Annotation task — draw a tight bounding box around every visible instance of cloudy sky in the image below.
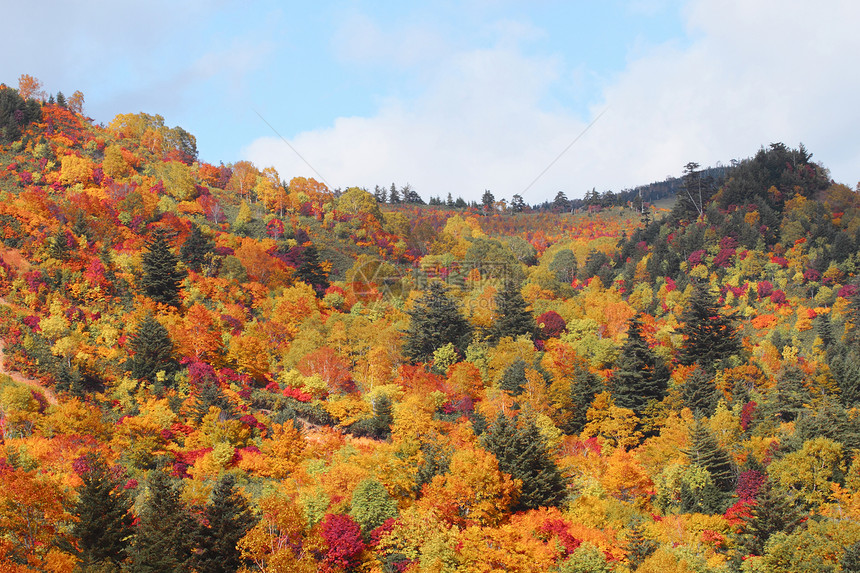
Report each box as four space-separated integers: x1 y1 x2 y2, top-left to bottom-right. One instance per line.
2 0 858 203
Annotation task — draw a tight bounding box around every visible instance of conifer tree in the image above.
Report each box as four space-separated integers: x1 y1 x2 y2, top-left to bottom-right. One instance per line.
131 471 195 572
499 359 528 396
684 419 735 492
491 280 535 342
681 364 718 417
179 223 214 273
742 478 802 556
70 455 135 570
193 475 257 573
613 313 667 415
350 478 398 535
677 281 739 371
295 243 329 297
481 413 567 511
403 281 472 364
127 314 178 387
564 365 603 435
141 228 185 307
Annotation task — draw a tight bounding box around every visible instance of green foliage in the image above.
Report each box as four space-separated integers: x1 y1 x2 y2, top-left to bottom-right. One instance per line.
404 281 472 364
130 470 195 572
70 455 135 570
677 281 739 371
192 474 258 573
680 364 718 417
481 413 567 511
126 314 178 388
613 313 667 415
140 228 186 307
295 243 329 297
180 223 215 273
491 280 536 343
548 249 578 284
499 359 527 397
350 478 398 534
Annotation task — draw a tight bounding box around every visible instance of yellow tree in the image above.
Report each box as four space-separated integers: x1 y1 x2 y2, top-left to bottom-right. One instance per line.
17 74 44 101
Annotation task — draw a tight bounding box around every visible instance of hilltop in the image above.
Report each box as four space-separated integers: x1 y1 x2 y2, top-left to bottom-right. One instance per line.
2 78 860 572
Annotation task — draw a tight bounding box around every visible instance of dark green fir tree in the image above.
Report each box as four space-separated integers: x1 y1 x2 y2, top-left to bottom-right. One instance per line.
141 228 186 307
70 454 135 571
677 281 739 371
295 243 329 297
681 364 719 417
130 471 195 573
127 314 178 388
481 413 567 511
742 478 802 556
613 313 668 415
192 475 257 573
491 280 536 342
499 359 528 397
179 223 215 273
403 281 472 364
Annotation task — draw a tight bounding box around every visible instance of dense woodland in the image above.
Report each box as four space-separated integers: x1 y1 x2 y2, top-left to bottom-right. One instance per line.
2 75 860 572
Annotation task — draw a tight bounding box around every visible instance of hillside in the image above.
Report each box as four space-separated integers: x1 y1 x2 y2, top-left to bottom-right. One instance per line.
2 81 860 572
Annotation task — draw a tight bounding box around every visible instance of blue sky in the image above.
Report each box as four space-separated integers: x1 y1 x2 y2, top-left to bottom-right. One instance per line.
3 1 859 203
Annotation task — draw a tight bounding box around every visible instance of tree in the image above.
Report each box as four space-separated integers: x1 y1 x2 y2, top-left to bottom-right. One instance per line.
180 223 214 273
350 478 398 534
193 475 257 573
491 280 535 342
499 359 528 397
684 419 735 492
70 454 135 570
677 281 739 371
675 162 713 220
481 413 567 511
127 314 178 387
388 182 400 204
56 91 67 107
482 189 495 211
681 364 718 417
131 471 195 572
552 191 570 213
68 90 85 114
141 228 186 306
742 478 802 555
294 243 329 297
403 281 472 364
612 313 667 415
549 249 578 284
17 73 44 101
510 194 526 213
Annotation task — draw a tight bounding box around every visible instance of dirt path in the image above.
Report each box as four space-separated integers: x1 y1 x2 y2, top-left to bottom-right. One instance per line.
0 297 58 406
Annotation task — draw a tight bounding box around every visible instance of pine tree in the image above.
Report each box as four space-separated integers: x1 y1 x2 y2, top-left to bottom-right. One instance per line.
481 189 495 211
70 455 135 570
179 223 214 273
677 281 739 371
295 243 329 297
499 359 528 396
131 471 195 572
510 194 525 213
564 364 603 435
48 226 69 260
742 478 802 555
388 183 400 204
481 413 567 511
681 364 718 416
403 281 472 364
141 228 185 307
625 519 658 570
491 280 536 342
613 313 667 415
193 475 257 573
684 419 735 492
127 314 178 387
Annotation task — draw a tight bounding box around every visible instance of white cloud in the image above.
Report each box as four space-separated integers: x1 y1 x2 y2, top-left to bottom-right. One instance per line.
249 0 860 203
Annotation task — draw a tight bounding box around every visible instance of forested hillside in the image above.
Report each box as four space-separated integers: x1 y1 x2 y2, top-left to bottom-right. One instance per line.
2 77 860 573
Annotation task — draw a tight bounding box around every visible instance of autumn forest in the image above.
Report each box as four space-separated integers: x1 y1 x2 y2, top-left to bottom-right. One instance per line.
2 75 860 573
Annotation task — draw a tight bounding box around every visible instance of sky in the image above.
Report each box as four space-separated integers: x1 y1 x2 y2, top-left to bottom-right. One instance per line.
2 0 859 204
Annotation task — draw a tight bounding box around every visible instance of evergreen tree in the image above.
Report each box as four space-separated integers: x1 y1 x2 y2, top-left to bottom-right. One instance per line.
481 413 567 511
193 475 257 573
446 192 455 208
48 226 70 260
613 313 668 415
179 223 214 273
350 478 398 535
56 90 67 107
625 519 658 570
403 281 472 364
70 455 135 570
742 478 802 555
388 183 400 204
548 249 578 284
295 243 329 297
141 229 185 307
481 189 495 211
127 314 178 387
684 419 735 492
677 281 739 371
563 364 603 435
499 359 528 397
681 364 718 417
131 471 195 572
491 280 535 342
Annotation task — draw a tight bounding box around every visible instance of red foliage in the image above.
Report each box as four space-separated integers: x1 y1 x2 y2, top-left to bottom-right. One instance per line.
740 401 757 431
297 347 355 394
770 289 787 305
538 518 581 557
756 281 773 299
319 513 366 571
536 311 566 339
736 469 765 502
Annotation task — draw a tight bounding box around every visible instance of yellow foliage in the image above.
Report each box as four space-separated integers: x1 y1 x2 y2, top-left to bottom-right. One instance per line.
59 154 93 185
582 392 642 451
324 396 371 427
